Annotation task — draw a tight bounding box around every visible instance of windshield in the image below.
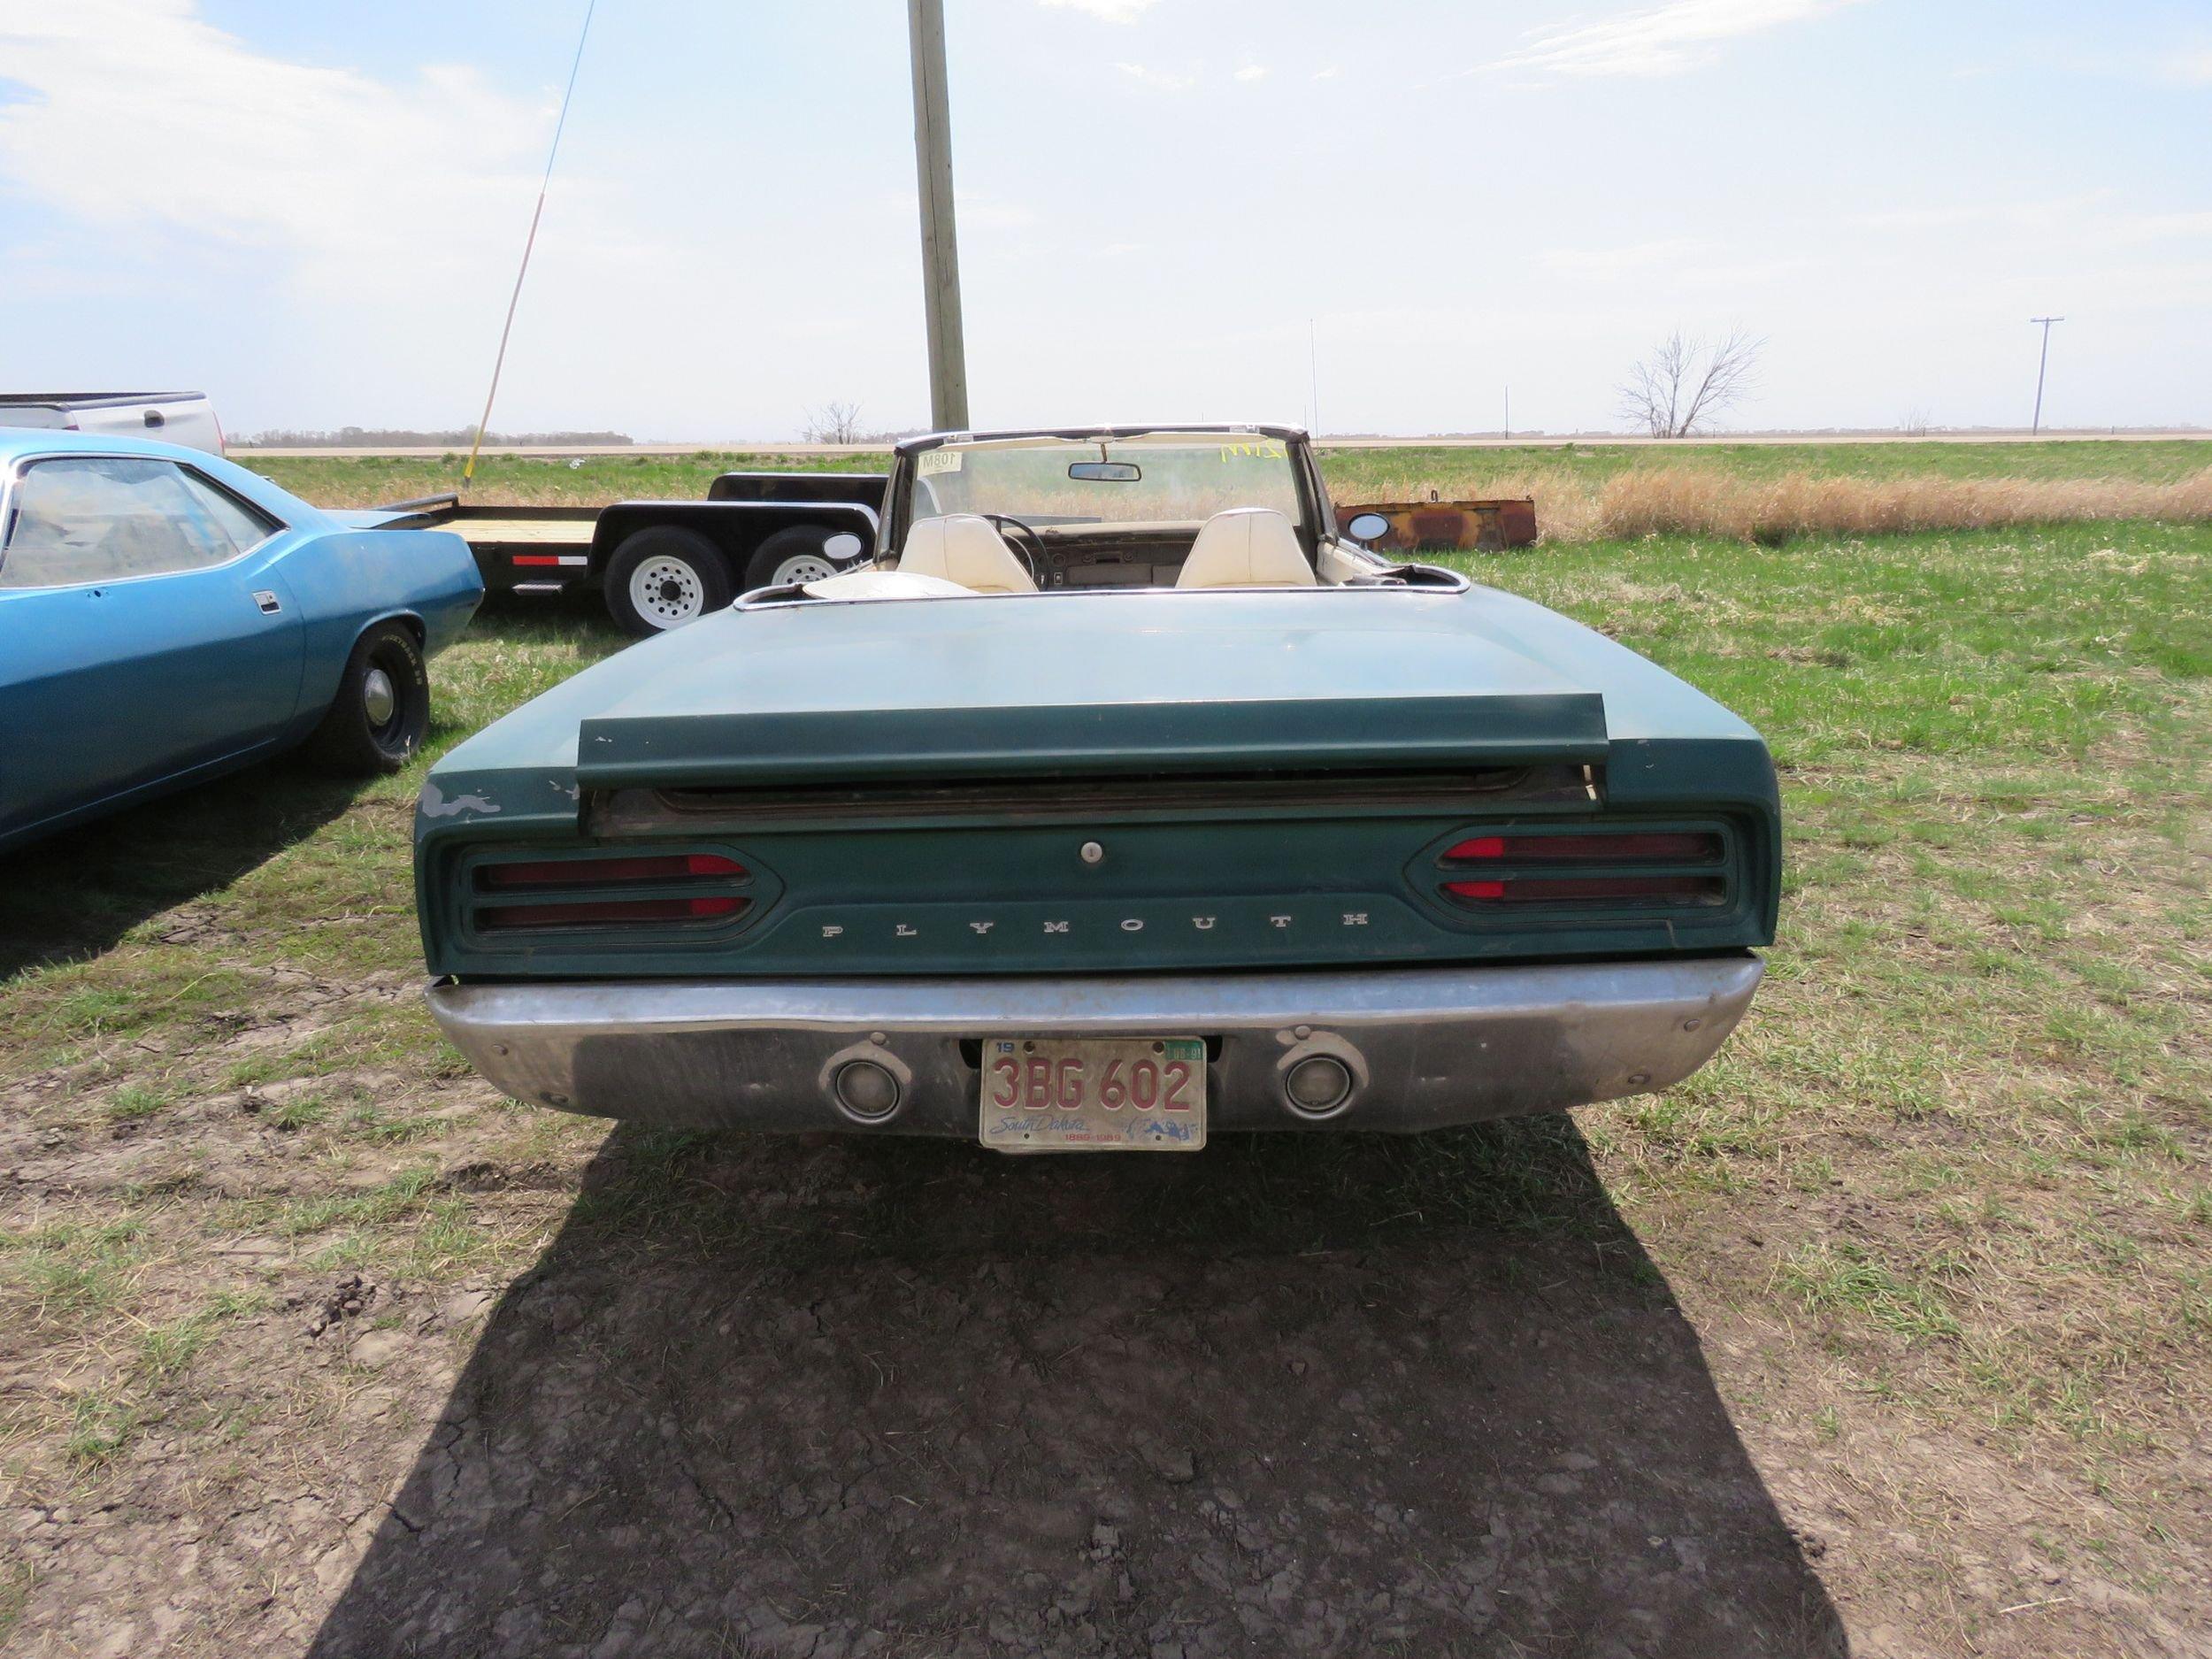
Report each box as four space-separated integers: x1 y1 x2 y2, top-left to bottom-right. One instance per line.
907 434 1305 529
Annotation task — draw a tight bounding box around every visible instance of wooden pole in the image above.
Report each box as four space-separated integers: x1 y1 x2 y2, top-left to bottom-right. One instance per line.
907 0 970 431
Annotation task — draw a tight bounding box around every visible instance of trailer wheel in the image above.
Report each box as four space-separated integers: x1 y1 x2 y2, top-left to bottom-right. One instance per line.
744 526 856 592
604 527 733 636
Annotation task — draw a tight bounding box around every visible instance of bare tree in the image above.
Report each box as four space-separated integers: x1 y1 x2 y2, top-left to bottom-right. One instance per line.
1618 327 1763 438
803 401 867 444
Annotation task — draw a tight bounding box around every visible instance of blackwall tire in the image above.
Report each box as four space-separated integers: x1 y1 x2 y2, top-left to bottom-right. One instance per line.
304 621 430 777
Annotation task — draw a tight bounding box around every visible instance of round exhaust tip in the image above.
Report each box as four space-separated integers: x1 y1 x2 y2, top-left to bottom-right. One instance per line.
1283 1054 1355 1118
832 1058 902 1122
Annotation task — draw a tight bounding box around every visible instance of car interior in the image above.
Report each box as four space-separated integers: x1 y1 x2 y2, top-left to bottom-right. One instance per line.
887 508 1377 595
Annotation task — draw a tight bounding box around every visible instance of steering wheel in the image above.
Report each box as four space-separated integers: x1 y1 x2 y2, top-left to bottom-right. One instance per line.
982 513 1051 588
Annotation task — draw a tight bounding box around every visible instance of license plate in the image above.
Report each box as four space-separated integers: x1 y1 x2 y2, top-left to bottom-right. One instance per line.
979 1037 1207 1153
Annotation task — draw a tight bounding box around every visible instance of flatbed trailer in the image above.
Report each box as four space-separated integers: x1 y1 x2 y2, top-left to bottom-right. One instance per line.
373 471 887 635
373 499 600 595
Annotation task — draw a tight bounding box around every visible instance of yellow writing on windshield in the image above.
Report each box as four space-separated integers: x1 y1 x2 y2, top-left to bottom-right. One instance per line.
1218 442 1288 461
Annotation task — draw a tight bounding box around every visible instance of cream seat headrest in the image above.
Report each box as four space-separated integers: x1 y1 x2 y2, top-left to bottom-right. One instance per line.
896 514 1038 594
1175 508 1315 588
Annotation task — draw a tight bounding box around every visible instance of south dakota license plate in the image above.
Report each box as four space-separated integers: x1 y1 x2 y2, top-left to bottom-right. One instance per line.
978 1037 1207 1153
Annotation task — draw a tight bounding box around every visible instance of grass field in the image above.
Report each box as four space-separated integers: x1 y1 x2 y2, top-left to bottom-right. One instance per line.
0 511 2206 1652
250 437 2212 548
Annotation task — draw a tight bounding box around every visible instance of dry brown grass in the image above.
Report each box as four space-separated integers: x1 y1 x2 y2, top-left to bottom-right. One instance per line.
1331 465 2212 544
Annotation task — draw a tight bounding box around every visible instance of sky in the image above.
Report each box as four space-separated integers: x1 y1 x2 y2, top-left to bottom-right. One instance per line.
0 0 2206 440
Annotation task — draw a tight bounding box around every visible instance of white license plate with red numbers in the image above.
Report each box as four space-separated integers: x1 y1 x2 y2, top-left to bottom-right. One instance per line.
979 1037 1207 1153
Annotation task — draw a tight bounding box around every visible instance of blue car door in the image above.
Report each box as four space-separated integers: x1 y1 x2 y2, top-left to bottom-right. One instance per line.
0 455 306 843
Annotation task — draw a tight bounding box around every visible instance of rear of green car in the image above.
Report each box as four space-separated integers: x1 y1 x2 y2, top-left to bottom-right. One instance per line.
415 583 1778 1146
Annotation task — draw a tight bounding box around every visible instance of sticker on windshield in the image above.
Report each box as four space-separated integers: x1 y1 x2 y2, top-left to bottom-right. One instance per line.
918 449 964 477
1219 442 1288 461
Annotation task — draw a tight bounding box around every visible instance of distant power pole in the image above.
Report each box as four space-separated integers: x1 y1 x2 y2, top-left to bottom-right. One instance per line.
1503 385 1509 441
908 0 969 431
2029 316 2063 435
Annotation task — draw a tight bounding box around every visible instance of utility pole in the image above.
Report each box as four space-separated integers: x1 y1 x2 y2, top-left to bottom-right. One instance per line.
1503 385 1509 442
1308 318 1320 436
2029 316 2063 435
908 0 969 432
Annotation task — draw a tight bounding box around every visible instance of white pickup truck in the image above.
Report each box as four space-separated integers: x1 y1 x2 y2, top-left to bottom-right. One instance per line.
0 392 225 457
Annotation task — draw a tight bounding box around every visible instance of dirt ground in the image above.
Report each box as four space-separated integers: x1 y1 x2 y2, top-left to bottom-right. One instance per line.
3 913 2190 1659
5 1067 1851 1658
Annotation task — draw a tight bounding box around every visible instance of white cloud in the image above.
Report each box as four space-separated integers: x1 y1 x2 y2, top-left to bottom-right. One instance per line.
2163 48 2212 86
1039 0 1160 22
1114 61 1197 92
0 0 572 299
1482 0 1864 81
1311 65 1342 81
1233 64 1269 82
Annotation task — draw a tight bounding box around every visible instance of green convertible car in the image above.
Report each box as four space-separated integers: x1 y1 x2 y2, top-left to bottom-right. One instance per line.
414 425 1779 1153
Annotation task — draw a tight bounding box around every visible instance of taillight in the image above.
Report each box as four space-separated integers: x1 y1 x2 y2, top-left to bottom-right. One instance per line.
1435 828 1727 910
469 850 753 933
1443 833 1720 864
477 895 746 930
480 853 745 888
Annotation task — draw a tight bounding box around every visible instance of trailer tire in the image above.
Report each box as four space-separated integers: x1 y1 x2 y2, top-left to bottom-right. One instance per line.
743 526 856 593
603 527 734 636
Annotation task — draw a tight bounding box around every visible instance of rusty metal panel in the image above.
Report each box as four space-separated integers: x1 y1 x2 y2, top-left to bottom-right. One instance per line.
1338 496 1539 553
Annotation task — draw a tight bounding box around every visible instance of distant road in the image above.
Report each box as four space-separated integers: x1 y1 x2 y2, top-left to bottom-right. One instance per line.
234 430 2211 459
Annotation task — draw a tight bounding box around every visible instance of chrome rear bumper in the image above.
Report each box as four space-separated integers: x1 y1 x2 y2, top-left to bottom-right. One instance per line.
425 956 1762 1136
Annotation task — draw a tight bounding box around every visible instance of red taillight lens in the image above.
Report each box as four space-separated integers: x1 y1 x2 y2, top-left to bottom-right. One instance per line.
1436 827 1728 910
472 849 752 933
478 895 749 930
1443 833 1720 864
480 853 746 889
1443 875 1724 905
1444 836 1507 861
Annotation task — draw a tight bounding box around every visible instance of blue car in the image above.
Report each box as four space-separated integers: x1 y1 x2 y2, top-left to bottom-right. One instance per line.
0 431 481 853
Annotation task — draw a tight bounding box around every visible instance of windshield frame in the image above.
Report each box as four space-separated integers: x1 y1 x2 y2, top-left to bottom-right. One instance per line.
880 424 1333 560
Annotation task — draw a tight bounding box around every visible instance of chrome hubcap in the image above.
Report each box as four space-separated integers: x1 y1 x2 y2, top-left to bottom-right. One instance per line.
631 556 705 627
362 667 397 728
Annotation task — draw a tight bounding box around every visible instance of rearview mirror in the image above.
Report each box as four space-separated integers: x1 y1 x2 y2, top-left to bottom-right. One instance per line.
1068 461 1141 482
822 532 866 561
1346 511 1390 543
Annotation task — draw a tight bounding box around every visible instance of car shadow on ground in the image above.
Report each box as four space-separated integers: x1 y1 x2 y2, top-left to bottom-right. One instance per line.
309 1118 1843 1659
0 759 365 982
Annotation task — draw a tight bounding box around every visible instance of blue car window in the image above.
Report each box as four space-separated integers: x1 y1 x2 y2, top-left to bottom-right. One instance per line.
0 457 251 589
177 466 281 550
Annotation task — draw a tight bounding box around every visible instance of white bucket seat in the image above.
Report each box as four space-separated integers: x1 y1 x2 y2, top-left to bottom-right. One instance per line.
1175 508 1316 588
896 514 1038 594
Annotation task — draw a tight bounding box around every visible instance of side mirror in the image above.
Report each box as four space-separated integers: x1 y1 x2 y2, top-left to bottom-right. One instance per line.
822 531 867 562
1346 511 1390 544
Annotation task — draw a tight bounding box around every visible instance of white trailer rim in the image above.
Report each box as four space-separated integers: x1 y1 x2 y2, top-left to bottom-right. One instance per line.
630 554 707 628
